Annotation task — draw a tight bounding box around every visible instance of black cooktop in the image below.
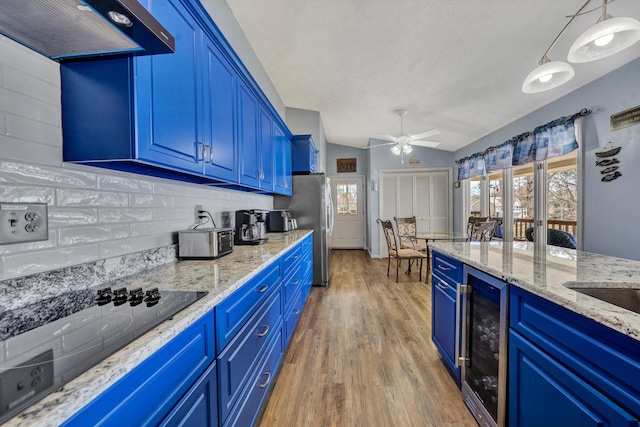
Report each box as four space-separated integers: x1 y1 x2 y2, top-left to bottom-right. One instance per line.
0 286 207 423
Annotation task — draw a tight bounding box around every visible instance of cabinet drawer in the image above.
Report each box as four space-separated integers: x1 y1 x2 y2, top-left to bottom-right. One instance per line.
284 289 303 346
510 286 640 417
283 243 302 276
282 263 302 311
218 288 282 421
215 262 281 352
160 360 218 427
63 311 215 427
224 326 283 427
432 251 462 283
431 271 457 300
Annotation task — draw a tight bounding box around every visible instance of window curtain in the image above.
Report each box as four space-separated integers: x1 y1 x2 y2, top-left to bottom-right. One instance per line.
456 109 589 180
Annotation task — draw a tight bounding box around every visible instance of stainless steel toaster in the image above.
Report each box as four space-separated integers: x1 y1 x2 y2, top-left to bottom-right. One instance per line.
178 227 233 259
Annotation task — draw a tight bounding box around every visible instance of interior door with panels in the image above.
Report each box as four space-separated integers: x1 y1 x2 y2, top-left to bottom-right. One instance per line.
379 169 451 257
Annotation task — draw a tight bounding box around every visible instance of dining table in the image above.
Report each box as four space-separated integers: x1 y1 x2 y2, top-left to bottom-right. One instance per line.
415 231 467 272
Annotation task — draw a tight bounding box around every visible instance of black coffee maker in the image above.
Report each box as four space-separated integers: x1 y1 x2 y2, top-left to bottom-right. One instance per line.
235 210 268 245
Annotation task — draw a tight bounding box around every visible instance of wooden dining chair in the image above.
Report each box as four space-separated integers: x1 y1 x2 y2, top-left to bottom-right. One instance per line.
378 219 427 282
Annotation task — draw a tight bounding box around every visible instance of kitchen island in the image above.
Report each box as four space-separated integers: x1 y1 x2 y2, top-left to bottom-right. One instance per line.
429 241 640 339
3 230 312 427
429 241 640 426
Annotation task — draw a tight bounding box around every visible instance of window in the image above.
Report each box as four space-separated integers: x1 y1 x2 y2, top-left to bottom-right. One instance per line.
513 164 534 240
547 151 577 236
469 177 481 217
336 182 358 215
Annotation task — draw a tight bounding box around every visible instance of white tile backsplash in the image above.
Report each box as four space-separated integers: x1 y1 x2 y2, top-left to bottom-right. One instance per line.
0 35 273 282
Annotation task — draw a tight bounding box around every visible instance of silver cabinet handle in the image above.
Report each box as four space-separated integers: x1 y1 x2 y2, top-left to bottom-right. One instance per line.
455 283 462 367
258 285 268 293
436 282 448 290
197 141 206 161
258 325 269 337
437 265 451 271
206 144 214 163
292 280 299 285
292 308 300 315
259 372 271 388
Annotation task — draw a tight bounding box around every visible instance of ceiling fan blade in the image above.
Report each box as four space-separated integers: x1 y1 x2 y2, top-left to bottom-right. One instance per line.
376 134 400 142
410 140 440 148
409 129 440 140
362 141 398 149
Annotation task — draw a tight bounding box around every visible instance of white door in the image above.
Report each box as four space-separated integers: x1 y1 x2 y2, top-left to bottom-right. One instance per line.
331 175 365 249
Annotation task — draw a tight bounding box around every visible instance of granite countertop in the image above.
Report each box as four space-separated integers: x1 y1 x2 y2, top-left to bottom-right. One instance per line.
5 230 312 427
429 241 640 341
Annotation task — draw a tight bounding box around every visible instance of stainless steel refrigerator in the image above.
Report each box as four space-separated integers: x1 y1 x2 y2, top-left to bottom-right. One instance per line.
274 173 334 286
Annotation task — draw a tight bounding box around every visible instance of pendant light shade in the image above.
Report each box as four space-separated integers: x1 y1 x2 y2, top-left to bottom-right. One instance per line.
522 58 575 93
568 15 640 63
391 144 402 155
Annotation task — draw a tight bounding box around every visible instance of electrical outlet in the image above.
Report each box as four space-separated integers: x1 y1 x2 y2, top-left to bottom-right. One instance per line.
195 205 203 224
0 203 48 245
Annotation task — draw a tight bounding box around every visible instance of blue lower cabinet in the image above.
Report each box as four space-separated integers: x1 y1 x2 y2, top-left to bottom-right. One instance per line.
217 289 282 422
224 325 284 427
62 312 215 427
283 289 303 347
509 331 636 427
431 271 460 382
160 361 218 427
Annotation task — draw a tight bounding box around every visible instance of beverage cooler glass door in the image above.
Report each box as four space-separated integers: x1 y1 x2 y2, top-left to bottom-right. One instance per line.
460 265 508 427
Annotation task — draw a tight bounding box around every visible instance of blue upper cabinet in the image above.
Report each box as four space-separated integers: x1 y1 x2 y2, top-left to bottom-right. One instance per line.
238 81 261 188
135 0 204 174
291 134 318 174
61 0 291 193
274 122 292 195
203 37 237 182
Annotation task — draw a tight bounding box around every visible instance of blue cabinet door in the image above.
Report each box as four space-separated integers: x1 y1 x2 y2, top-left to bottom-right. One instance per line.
160 361 218 427
237 82 260 188
259 108 274 191
135 0 204 174
509 331 637 427
273 122 292 195
203 37 237 182
431 272 461 381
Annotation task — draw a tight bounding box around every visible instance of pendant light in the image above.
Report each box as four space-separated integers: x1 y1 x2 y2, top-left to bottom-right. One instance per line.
568 0 640 63
522 55 575 93
523 0 640 94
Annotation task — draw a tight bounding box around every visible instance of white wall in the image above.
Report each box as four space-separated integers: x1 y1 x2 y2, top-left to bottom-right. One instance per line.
452 57 640 260
0 32 272 281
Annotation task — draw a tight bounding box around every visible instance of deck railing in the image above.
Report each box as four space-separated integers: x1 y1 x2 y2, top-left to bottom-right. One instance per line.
513 218 577 240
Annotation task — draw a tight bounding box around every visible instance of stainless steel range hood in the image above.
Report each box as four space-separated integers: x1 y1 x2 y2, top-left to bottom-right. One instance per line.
0 0 175 60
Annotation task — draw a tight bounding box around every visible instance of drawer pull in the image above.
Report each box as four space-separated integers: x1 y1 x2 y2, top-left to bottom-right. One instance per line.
258 285 268 293
293 308 300 315
258 325 270 337
259 372 271 388
292 280 300 285
437 265 451 271
436 282 448 290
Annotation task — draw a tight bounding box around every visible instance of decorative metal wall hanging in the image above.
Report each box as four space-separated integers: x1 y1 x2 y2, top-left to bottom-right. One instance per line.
595 142 622 182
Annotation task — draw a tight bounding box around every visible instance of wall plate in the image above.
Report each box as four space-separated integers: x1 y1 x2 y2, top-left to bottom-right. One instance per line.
0 203 49 245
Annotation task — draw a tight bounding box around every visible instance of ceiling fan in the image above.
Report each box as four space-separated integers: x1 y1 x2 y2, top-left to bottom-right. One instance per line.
365 110 440 161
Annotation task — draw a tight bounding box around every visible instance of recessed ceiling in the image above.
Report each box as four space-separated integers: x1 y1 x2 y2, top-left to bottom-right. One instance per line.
224 0 640 152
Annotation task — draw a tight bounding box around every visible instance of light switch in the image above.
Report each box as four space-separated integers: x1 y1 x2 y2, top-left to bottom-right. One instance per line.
0 203 48 245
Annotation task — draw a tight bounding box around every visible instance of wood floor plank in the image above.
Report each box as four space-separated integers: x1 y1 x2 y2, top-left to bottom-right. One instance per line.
257 250 476 427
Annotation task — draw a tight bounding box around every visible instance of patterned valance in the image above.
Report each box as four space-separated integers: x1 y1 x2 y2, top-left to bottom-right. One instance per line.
456 109 590 180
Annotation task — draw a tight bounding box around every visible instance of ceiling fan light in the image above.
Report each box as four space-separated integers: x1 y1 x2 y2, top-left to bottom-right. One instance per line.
391 145 402 155
522 60 575 93
568 16 640 63
402 144 413 154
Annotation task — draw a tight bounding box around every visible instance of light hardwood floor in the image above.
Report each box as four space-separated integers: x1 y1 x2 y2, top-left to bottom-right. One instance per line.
257 250 477 427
